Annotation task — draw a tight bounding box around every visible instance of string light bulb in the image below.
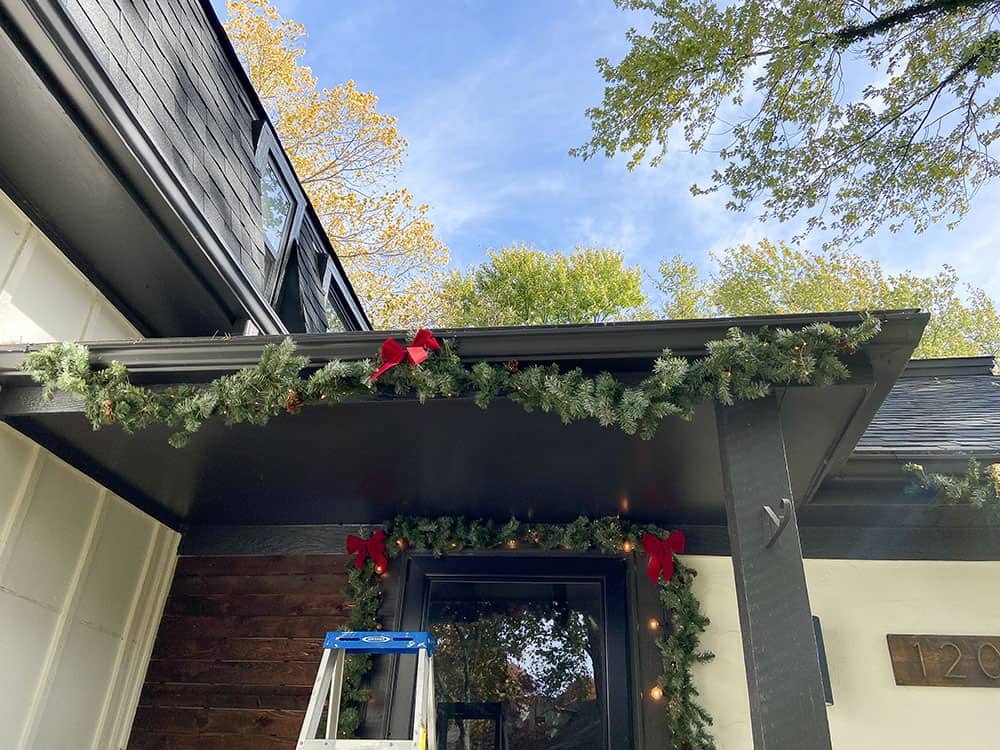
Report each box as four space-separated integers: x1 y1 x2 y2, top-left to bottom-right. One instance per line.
649 685 664 701
375 564 385 575
648 618 660 631
396 538 407 550
623 539 634 553
506 539 518 550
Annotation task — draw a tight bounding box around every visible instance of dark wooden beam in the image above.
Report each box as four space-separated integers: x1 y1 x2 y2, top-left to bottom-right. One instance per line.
717 396 832 750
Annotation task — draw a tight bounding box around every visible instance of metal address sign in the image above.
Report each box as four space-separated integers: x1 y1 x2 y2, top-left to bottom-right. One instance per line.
887 634 1000 687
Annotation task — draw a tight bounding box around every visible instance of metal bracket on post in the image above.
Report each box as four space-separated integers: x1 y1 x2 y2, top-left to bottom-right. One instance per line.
762 497 793 548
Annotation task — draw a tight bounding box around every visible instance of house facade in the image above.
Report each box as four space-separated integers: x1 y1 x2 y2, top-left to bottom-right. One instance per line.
0 2 998 750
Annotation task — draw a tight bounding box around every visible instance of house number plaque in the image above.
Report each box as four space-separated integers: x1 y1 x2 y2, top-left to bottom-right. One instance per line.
887 634 1000 687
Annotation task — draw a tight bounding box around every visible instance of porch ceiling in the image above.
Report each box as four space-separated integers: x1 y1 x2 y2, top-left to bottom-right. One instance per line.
0 311 928 530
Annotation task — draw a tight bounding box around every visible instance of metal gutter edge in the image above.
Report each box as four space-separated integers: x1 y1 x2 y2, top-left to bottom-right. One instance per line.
0 310 928 383
8 0 287 335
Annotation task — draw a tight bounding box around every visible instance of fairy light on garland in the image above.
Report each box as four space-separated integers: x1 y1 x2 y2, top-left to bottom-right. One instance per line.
339 515 716 750
19 318 880 449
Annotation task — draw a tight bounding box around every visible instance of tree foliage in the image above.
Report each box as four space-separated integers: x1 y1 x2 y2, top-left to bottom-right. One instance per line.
574 0 1000 247
659 240 1000 357
442 244 648 326
225 0 447 328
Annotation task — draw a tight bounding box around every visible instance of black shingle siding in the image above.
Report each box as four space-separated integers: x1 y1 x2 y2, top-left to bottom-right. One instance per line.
62 0 270 291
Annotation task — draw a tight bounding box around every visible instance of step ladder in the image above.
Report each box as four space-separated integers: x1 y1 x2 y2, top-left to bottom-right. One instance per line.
298 631 437 750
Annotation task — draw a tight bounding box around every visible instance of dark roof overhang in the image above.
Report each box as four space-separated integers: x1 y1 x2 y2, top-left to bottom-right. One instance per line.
0 311 928 531
0 0 368 336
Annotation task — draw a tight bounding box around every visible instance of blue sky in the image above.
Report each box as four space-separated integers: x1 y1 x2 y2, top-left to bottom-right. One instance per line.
219 0 1000 302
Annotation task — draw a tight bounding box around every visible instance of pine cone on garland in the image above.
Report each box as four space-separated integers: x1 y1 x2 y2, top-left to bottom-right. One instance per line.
285 387 303 414
836 338 857 355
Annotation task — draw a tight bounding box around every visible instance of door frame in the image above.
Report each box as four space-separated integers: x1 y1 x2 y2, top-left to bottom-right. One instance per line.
386 553 634 749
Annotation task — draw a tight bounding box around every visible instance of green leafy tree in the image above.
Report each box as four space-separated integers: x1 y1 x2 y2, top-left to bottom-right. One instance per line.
659 240 1000 357
442 244 648 327
574 0 1000 247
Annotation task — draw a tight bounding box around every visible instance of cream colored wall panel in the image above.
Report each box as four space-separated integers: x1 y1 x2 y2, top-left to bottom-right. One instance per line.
807 559 1000 750
82 296 140 341
686 554 753 750
0 189 30 282
33 623 120 750
1 459 99 609
0 595 58 749
0 229 91 343
0 422 36 527
690 555 1000 750
75 500 154 635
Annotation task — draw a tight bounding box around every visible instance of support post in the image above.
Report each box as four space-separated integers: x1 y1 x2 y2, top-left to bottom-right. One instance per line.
716 395 832 750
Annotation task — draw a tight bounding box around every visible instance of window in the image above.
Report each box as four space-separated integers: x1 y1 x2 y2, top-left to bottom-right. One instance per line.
390 557 633 750
254 124 304 302
260 158 293 256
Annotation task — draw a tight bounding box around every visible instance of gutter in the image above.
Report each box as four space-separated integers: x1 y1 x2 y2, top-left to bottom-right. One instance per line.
0 309 928 384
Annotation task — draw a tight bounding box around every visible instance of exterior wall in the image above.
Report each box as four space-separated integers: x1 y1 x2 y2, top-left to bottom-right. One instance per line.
61 0 270 290
2 185 179 749
0 421 180 750
129 554 352 749
0 189 139 344
689 554 1000 750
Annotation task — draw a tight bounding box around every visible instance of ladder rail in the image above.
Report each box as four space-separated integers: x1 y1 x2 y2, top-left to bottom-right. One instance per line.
300 647 334 743
326 648 346 739
299 631 437 750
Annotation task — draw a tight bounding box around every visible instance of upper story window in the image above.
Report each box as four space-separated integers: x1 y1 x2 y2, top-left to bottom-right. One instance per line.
254 125 304 301
261 158 293 256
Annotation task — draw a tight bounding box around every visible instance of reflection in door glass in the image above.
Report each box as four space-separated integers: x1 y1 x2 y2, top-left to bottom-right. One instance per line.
427 579 607 750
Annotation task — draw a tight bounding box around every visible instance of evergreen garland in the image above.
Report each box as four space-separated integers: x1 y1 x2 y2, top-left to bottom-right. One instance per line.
19 317 880 447
340 515 715 750
904 459 1000 523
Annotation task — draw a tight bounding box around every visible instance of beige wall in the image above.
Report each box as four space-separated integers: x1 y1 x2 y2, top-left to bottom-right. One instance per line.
0 422 179 750
1 186 178 749
0 188 138 344
688 554 1000 750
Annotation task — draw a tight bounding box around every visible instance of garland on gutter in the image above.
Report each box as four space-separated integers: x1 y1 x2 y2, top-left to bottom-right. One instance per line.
19 317 880 447
340 515 715 750
904 459 1000 523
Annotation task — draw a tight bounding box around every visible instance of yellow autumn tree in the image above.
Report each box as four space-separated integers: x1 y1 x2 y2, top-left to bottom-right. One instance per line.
225 0 447 329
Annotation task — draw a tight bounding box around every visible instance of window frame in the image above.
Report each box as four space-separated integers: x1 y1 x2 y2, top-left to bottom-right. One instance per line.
253 124 306 303
386 554 634 750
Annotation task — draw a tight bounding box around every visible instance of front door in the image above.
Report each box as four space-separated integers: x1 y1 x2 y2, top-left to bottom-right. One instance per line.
390 556 633 750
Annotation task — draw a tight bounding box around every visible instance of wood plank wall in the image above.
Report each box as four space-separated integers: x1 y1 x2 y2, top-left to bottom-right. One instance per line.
128 554 352 750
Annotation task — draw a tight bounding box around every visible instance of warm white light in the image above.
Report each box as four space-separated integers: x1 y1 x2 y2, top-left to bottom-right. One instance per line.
649 686 664 701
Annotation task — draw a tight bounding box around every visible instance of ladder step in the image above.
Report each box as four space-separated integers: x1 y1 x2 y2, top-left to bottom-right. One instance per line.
298 740 424 749
323 631 437 654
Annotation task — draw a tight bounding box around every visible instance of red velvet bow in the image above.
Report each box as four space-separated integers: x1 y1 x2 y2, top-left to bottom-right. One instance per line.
370 328 441 382
346 530 388 571
642 531 686 584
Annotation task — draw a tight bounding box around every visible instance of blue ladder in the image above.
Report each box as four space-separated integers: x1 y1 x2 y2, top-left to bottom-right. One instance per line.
297 631 438 750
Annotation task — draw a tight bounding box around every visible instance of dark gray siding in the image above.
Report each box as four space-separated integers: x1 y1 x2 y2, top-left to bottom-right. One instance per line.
62 0 269 290
296 221 332 333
